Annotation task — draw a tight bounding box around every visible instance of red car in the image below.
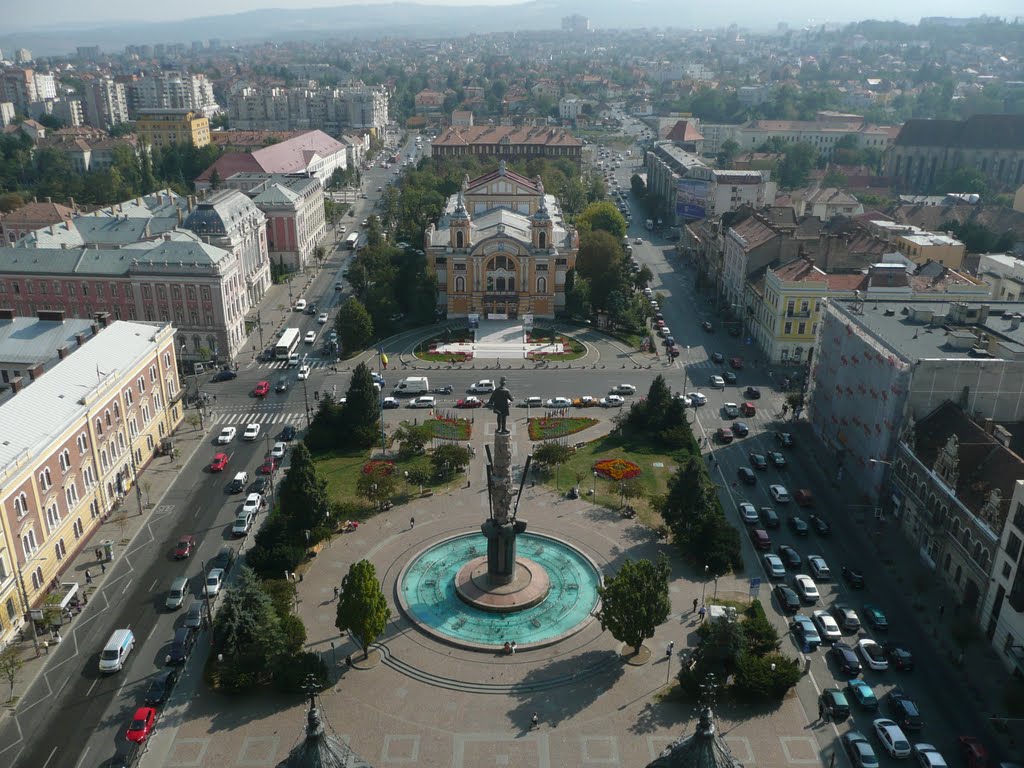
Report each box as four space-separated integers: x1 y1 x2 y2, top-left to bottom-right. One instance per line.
254 380 270 397
717 427 734 443
210 452 229 472
126 706 157 743
729 357 744 370
173 535 195 559
257 458 279 475
456 397 483 408
960 736 988 768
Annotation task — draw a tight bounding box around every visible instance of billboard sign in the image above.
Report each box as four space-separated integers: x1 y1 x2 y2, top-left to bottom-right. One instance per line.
676 177 710 220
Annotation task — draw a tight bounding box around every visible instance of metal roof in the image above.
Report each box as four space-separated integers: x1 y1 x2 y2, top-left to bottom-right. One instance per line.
0 321 172 477
0 316 97 366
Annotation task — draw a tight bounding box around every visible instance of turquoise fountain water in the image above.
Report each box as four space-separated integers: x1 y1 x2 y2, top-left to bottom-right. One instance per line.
398 532 602 649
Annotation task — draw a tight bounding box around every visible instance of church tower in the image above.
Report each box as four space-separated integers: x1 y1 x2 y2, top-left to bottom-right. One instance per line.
449 190 471 250
530 180 553 251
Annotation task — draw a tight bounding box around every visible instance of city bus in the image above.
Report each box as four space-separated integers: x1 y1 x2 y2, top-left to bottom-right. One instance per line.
275 328 301 360
344 232 359 250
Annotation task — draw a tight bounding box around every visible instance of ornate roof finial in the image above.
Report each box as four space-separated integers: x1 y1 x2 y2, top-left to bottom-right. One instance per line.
499 159 507 175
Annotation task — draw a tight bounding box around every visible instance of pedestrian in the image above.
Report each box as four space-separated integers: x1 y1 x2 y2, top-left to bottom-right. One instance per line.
346 654 353 667
511 640 517 655
100 561 106 574
333 586 339 600
692 597 699 613
666 640 674 657
939 604 945 618
85 569 92 585
531 712 539 730
698 604 706 622
410 516 415 529
95 547 103 561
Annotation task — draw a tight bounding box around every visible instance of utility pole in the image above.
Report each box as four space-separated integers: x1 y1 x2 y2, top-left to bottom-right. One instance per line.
301 375 312 428
16 562 39 653
200 559 214 641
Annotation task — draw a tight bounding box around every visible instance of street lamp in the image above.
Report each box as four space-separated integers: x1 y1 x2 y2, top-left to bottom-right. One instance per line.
682 345 690 392
15 558 45 653
699 564 710 607
593 471 598 503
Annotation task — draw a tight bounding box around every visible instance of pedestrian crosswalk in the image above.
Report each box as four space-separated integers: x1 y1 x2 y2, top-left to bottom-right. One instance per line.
210 410 306 427
253 358 336 372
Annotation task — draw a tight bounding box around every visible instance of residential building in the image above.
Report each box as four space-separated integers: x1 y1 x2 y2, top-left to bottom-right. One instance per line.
337 134 369 168
976 253 1024 301
135 108 210 149
195 130 347 190
126 71 218 117
790 186 864 221
889 114 1024 191
38 128 142 174
0 310 98 393
559 97 584 122
451 110 474 128
0 319 182 645
32 73 56 101
425 162 579 319
0 102 14 127
865 219 967 269
1 69 38 114
809 299 1024 506
430 126 582 164
82 78 129 132
14 49 32 64
414 90 446 117
227 83 388 134
730 112 896 159
988 480 1024 676
886 402 1018 633
0 197 78 246
222 173 326 272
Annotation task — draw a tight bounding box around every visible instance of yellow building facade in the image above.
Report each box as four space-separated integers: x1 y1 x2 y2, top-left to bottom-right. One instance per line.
136 108 210 149
425 163 579 319
0 321 182 643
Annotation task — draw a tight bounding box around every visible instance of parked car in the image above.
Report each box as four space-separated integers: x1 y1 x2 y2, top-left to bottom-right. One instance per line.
280 425 296 441
125 707 157 744
409 396 436 409
242 493 263 515
846 679 879 710
807 555 831 580
774 584 801 614
203 568 225 598
732 422 750 437
257 458 279 475
912 744 948 768
744 386 761 399
382 396 400 409
819 687 850 721
842 730 880 768
831 604 862 632
788 515 809 536
711 351 725 364
863 603 889 630
759 507 780 528
144 669 179 706
777 544 802 569
843 566 866 589
211 546 235 574
763 553 786 579
883 642 915 671
873 718 911 759
687 392 707 406
716 427 734 444
724 371 738 384
888 688 924 731
166 626 195 665
812 610 842 643
183 602 205 630
830 641 863 676
858 638 888 671
710 375 725 388
791 614 822 650
793 574 820 604
545 397 573 408
769 485 791 503
738 502 759 525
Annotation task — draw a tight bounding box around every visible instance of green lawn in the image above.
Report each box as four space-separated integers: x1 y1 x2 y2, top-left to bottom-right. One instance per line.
542 429 691 528
314 449 444 514
527 416 598 441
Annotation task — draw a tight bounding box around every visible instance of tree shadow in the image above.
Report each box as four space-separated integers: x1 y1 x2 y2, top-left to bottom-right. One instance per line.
507 649 624 728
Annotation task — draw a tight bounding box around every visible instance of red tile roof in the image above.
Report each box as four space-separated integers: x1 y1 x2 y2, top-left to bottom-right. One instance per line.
433 125 582 148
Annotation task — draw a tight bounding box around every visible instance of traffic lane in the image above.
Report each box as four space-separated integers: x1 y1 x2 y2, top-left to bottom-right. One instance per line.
776 441 994 762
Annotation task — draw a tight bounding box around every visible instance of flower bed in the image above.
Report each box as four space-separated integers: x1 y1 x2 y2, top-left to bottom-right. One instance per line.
361 459 395 476
425 415 472 440
593 458 642 481
528 416 598 441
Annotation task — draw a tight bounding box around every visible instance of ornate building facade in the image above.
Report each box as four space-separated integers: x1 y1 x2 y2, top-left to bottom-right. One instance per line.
425 163 579 319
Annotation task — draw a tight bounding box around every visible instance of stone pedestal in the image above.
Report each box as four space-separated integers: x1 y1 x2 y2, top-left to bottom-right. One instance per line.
480 429 527 586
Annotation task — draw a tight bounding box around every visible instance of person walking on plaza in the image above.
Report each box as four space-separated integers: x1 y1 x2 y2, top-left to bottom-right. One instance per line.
531 712 539 730
692 597 699 613
698 604 706 622
410 516 415 529
85 569 92 585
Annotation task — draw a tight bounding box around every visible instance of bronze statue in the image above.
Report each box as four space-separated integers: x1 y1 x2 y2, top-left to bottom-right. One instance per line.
487 377 514 433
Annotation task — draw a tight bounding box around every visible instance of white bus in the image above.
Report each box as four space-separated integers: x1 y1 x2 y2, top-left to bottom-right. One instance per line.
275 328 301 360
344 232 359 250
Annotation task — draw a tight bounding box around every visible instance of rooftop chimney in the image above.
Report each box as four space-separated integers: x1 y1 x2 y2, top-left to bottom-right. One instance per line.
36 309 65 322
0 309 14 320
57 345 69 359
10 377 23 395
27 363 44 381
75 332 87 347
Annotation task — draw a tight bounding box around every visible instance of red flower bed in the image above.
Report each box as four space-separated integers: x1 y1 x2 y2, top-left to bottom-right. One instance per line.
593 458 642 481
362 460 396 476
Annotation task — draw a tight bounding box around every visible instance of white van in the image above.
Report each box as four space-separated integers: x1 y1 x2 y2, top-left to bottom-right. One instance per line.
394 376 430 395
99 629 135 673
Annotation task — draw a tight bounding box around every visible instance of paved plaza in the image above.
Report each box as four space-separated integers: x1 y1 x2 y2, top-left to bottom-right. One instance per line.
435 320 565 360
156 419 824 768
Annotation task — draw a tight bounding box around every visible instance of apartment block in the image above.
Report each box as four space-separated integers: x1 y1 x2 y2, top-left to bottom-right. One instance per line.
135 108 210 149
82 78 129 131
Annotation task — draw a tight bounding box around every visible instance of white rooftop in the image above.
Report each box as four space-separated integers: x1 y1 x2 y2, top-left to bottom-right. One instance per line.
0 321 171 477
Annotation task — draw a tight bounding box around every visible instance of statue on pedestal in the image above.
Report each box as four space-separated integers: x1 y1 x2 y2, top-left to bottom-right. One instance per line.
486 377 514 433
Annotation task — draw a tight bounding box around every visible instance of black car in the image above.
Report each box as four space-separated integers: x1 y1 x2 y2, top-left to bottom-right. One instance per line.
732 422 750 437
166 626 195 665
250 476 270 495
702 321 714 332
724 371 738 384
737 467 756 485
275 378 289 393
888 688 924 731
749 453 768 470
842 566 865 589
774 585 801 614
433 385 454 394
809 514 831 536
744 387 761 399
777 544 802 569
819 688 851 722
883 642 914 671
712 351 725 363
760 507 780 528
144 668 179 706
788 516 809 536
211 545 236 574
211 370 237 383
280 425 297 441
776 432 794 448
829 641 862 676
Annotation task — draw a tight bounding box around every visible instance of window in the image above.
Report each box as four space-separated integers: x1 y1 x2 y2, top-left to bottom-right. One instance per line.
149 365 157 383
5 598 14 622
0 555 5 580
22 529 37 558
798 322 806 335
39 468 52 490
95 418 103 436
101 449 109 471
154 392 163 411
76 433 89 454
105 409 112 427
73 518 84 539
1008 532 1022 562
55 539 66 561
13 492 28 518
46 503 60 533
137 376 146 394
89 499 100 520
65 483 79 508
83 465 96 488
58 449 71 472
537 276 547 293
129 419 139 438
113 402 120 420
784 322 792 335
124 389 133 408
163 352 171 367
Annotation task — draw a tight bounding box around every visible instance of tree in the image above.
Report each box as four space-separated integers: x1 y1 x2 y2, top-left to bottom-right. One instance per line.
432 442 471 480
339 363 381 449
278 442 331 541
214 566 287 690
717 138 740 168
389 421 433 459
335 297 374 355
575 201 627 240
595 554 671 655
0 645 24 703
335 560 389 659
630 174 647 199
356 464 398 511
532 441 574 488
618 477 645 507
0 192 25 213
209 167 222 190
778 142 818 189
576 229 627 310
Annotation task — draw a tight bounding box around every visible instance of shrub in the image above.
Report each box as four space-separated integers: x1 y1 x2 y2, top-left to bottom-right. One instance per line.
272 651 328 693
279 613 307 654
731 652 800 702
742 600 781 656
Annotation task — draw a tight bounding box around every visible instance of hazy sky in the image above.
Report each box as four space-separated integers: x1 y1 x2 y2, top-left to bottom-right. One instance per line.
6 0 1022 32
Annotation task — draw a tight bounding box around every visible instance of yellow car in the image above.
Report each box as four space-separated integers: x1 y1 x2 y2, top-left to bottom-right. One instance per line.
573 396 598 408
